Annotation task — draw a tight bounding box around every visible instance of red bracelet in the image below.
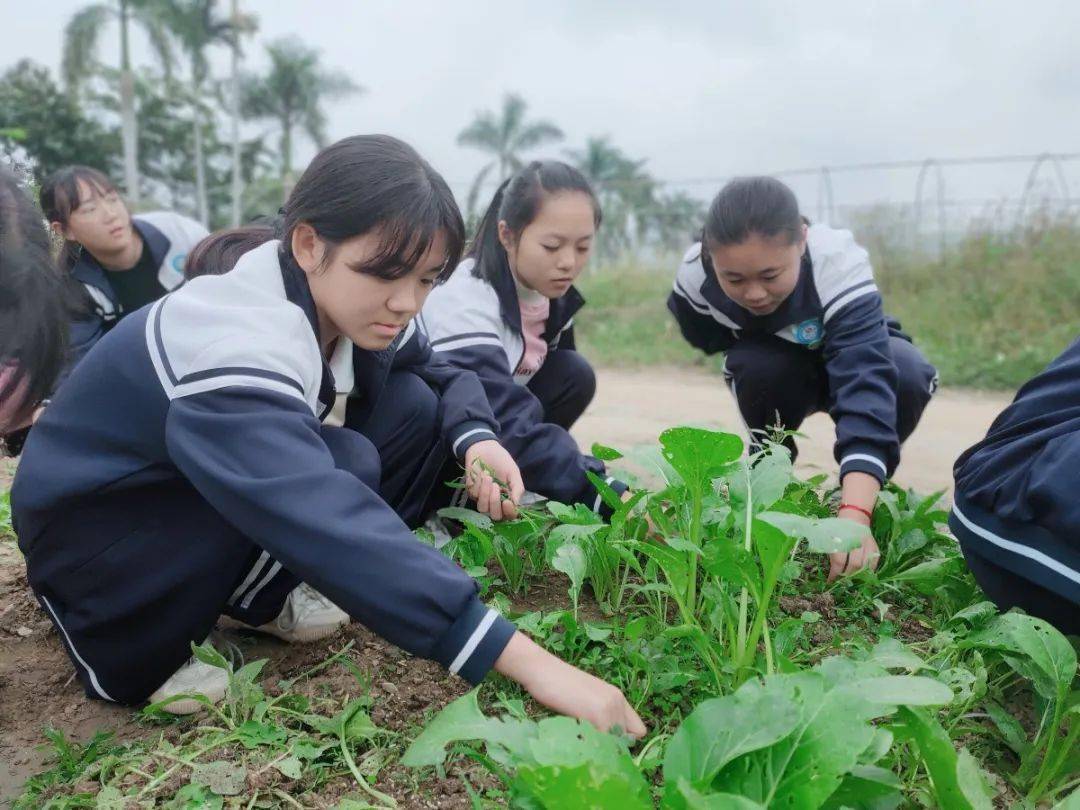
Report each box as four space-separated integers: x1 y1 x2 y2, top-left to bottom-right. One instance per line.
838 503 874 521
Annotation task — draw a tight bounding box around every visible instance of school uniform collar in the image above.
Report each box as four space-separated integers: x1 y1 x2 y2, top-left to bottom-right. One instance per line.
700 250 815 334
278 247 337 419
487 259 586 341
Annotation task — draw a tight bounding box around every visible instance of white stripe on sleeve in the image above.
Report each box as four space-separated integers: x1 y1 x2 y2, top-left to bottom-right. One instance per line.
448 608 499 675
839 453 888 477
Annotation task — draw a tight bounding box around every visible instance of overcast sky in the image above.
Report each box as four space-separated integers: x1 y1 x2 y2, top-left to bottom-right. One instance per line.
3 0 1079 213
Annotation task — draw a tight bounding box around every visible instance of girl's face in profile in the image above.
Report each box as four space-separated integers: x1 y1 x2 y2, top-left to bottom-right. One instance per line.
707 225 806 316
294 224 448 352
499 191 596 299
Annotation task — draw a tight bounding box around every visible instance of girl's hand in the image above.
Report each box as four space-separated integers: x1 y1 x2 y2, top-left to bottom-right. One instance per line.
494 631 647 738
828 510 880 581
464 440 524 521
828 470 881 581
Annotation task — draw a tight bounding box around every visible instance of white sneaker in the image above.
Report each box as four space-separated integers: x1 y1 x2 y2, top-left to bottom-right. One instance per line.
149 645 228 715
220 583 349 643
423 515 455 549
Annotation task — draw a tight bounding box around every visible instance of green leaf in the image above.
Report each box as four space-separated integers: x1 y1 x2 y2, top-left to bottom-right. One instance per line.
549 523 606 544
553 541 588 610
729 449 794 514
702 540 760 595
840 676 953 707
235 720 288 749
591 442 623 461
94 786 127 809
955 749 995 810
341 703 380 742
1053 787 1080 809
751 518 797 587
757 512 865 554
709 666 928 809
666 779 767 809
512 717 652 809
168 783 224 809
402 689 532 767
273 755 303 780
984 700 1031 756
660 427 743 494
964 613 1077 704
437 506 493 531
821 765 903 809
190 761 246 796
666 534 705 555
891 706 977 810
868 638 926 672
191 641 229 671
663 678 802 787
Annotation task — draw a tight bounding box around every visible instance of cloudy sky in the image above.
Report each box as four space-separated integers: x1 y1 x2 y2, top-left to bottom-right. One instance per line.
4 0 1079 212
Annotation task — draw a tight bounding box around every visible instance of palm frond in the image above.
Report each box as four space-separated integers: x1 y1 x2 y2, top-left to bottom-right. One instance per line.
457 114 500 151
511 120 563 152
61 4 113 93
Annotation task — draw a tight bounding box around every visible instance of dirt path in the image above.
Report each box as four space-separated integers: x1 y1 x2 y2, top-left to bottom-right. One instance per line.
0 374 1013 803
573 368 1013 497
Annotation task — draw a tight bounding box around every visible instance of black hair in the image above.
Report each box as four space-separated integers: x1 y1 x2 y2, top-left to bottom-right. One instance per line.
39 165 120 274
0 168 70 431
190 135 465 281
469 160 601 285
702 176 803 250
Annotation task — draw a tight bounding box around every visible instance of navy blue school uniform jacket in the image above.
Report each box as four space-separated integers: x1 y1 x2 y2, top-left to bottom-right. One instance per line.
64 211 208 383
13 240 515 684
668 224 922 484
951 338 1080 603
419 258 627 513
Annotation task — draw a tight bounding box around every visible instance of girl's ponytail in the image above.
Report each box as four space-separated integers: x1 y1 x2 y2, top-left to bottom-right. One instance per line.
467 177 512 284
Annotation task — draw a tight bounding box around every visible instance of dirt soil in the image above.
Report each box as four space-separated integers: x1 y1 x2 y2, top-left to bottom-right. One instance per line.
0 369 1013 804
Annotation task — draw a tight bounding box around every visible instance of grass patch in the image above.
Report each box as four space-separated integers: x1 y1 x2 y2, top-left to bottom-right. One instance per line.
575 220 1080 390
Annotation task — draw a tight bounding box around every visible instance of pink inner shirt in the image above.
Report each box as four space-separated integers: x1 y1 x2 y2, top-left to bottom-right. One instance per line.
515 286 550 377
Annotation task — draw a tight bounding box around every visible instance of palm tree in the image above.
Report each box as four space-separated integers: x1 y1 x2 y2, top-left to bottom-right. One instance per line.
61 0 173 205
457 93 563 216
240 37 361 200
227 0 257 226
152 0 241 225
568 136 656 261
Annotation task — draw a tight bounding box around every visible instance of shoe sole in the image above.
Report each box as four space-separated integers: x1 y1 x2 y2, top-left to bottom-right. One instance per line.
155 696 216 715
217 615 348 644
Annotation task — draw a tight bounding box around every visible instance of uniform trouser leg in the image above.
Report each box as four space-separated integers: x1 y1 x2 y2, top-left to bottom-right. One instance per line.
23 425 382 705
525 349 597 431
353 370 444 528
957 539 1080 636
888 335 938 444
722 334 937 460
722 335 829 459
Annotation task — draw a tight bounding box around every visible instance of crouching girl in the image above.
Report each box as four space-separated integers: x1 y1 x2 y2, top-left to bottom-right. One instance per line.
669 177 938 579
12 135 645 737
421 161 628 515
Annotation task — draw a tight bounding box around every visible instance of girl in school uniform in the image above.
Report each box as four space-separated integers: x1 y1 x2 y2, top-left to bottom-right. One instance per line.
40 165 209 383
12 135 645 737
420 161 628 515
668 176 938 580
0 168 70 454
950 338 1079 635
